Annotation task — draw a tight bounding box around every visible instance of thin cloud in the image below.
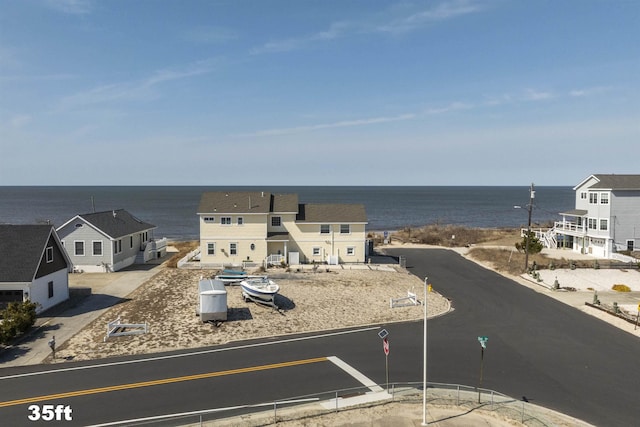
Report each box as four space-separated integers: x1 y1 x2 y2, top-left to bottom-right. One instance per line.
184 27 239 44
57 59 220 110
251 1 484 54
252 22 350 54
233 113 417 137
377 0 483 33
9 115 31 128
522 89 554 101
44 0 92 15
569 86 610 97
425 102 472 114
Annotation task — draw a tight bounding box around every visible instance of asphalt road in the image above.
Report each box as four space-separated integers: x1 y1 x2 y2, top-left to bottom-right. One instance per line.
385 248 640 427
1 248 638 426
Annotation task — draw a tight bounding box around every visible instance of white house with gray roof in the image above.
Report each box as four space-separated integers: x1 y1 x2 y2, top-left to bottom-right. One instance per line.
56 209 166 272
197 191 368 267
0 225 71 313
542 174 640 259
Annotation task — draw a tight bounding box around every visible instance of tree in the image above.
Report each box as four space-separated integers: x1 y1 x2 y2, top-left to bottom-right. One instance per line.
0 301 38 344
515 231 543 255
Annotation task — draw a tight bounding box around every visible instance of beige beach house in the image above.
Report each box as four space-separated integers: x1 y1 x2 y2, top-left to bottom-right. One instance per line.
197 191 368 268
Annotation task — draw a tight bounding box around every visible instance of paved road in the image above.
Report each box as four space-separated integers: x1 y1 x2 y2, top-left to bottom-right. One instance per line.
1 249 638 426
385 248 640 427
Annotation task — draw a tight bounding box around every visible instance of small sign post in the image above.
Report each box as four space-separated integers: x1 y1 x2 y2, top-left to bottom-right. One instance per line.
477 336 488 403
379 329 390 390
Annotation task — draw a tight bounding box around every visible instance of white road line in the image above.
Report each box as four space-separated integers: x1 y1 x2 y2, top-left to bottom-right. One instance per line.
327 356 384 393
0 326 380 380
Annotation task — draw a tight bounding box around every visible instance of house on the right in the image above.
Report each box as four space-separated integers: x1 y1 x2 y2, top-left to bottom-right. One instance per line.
551 174 640 259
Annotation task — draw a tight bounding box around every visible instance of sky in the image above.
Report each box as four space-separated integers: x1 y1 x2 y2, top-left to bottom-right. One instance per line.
0 0 638 186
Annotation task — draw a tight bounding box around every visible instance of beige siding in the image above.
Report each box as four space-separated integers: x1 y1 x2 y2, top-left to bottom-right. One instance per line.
198 197 367 266
199 214 268 265
289 223 366 263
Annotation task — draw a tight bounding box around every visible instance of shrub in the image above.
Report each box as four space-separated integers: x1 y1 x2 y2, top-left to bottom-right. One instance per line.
0 301 38 344
515 231 543 255
611 284 631 292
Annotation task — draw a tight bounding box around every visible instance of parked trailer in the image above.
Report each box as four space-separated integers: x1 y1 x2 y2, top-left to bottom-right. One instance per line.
198 278 227 322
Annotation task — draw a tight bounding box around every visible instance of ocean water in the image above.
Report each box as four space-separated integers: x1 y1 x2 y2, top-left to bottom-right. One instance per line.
0 186 574 240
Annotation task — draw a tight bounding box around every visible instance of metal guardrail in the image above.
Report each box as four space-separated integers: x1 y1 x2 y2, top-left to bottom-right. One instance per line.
91 381 562 426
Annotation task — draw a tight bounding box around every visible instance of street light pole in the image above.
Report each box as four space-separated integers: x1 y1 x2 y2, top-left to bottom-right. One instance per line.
422 276 429 426
524 183 535 272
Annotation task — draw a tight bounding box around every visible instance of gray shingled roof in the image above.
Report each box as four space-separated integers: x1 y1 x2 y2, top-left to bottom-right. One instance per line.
296 204 368 223
0 225 53 282
590 174 640 190
197 192 299 214
78 209 155 239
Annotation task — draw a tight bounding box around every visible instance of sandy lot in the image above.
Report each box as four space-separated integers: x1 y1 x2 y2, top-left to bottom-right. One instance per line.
53 266 448 362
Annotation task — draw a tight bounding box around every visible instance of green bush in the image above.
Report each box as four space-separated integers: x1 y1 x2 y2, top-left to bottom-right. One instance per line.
0 301 38 344
515 231 543 255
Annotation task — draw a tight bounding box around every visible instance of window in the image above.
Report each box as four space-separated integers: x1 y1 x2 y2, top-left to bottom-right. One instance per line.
74 241 84 256
580 192 587 200
74 223 83 228
340 224 350 234
130 236 133 248
600 193 609 204
46 246 53 263
588 218 597 230
207 243 215 255
599 219 608 231
237 217 243 225
271 216 281 227
114 240 122 254
229 243 237 255
203 216 215 223
312 247 321 256
320 224 330 234
589 192 598 204
48 281 54 298
221 217 232 225
346 246 355 255
93 241 103 256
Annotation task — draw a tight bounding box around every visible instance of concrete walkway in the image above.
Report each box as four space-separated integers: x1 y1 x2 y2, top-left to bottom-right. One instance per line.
0 263 165 367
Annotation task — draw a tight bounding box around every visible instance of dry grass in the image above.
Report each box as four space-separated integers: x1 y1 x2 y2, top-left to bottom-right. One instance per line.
371 225 520 247
612 284 631 292
466 247 601 276
165 240 199 268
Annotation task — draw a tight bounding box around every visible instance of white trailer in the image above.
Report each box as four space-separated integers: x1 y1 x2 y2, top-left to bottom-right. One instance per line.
198 278 228 322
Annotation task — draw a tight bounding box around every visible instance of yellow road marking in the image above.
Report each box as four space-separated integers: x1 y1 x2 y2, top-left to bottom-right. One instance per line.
0 357 327 408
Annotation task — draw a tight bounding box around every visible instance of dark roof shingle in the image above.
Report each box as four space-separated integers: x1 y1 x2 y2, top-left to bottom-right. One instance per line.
591 174 640 190
78 209 155 239
0 225 52 282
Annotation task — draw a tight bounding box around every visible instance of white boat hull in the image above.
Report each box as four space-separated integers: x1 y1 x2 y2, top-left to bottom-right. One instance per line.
240 278 279 300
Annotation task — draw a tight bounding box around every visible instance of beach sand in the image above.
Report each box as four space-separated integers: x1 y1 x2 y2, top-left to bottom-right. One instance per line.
53 266 448 362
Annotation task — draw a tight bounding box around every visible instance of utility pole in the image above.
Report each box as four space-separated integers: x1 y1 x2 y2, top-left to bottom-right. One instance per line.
524 183 535 272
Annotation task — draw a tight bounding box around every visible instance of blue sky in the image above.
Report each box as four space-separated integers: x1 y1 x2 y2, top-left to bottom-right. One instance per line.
1 0 638 186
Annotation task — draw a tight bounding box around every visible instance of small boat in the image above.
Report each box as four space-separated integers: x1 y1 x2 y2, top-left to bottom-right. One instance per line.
214 270 267 284
240 277 280 307
214 272 247 283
